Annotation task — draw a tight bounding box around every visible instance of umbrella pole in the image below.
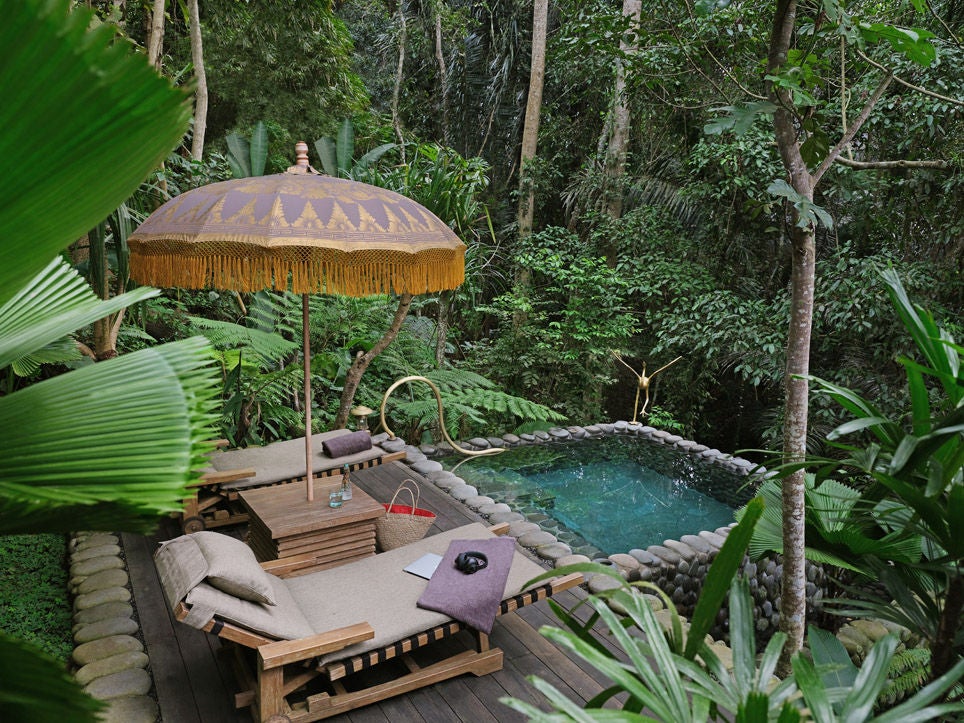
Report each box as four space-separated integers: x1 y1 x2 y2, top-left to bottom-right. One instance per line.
303 293 314 502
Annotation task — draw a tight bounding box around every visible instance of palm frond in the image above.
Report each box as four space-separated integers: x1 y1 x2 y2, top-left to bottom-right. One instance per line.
0 0 191 307
0 337 220 534
0 258 158 371
11 337 81 378
188 316 298 363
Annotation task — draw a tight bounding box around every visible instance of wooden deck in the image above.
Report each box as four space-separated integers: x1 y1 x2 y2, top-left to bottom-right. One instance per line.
124 461 620 722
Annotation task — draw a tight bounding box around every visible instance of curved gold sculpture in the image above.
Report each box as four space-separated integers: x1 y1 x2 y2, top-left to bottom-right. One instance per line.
380 376 505 457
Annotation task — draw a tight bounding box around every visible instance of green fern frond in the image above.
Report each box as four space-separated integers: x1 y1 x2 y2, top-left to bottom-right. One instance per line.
188 316 297 362
879 647 930 707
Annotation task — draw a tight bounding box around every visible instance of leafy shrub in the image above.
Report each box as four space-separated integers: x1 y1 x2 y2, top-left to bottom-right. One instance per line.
0 535 72 663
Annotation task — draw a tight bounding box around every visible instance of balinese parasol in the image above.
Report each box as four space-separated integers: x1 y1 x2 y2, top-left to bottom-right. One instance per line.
128 144 465 501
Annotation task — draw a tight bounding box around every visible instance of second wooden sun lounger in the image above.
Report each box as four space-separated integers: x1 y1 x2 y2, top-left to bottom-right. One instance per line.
180 429 405 532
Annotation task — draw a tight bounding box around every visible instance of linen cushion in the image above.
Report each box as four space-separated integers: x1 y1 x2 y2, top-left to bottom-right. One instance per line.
184 577 313 641
192 531 276 606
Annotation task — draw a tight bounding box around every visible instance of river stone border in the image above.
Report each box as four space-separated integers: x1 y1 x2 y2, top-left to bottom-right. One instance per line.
376 420 827 642
68 531 157 723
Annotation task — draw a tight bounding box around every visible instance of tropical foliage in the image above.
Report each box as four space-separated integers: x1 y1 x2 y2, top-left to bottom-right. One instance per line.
0 1 219 719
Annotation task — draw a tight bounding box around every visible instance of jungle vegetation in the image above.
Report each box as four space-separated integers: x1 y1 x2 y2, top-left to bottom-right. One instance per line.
1 0 962 718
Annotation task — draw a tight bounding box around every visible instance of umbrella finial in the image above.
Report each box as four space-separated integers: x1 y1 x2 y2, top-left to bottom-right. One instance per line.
286 141 318 175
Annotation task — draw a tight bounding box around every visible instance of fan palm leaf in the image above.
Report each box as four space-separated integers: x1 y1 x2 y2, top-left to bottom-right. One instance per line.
0 0 191 306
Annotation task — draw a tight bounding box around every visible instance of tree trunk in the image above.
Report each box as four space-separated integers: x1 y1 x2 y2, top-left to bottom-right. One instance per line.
767 0 811 673
931 573 964 681
435 290 450 367
514 0 548 328
333 294 414 429
392 1 408 159
146 0 165 69
188 0 207 161
433 3 451 147
601 0 641 229
517 0 547 242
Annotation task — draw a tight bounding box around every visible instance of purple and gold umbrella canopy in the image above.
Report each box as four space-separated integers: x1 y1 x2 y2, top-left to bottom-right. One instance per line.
127 173 465 296
128 164 465 503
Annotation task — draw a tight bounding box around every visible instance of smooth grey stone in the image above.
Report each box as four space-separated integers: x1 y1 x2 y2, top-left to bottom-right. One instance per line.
425 470 457 481
663 539 698 562
647 545 682 566
70 555 124 578
74 602 134 627
478 502 511 516
403 448 427 464
75 651 149 686
583 425 603 435
502 433 521 444
629 549 660 567
432 477 461 491
588 573 623 594
664 434 683 444
84 668 152 700
74 533 119 552
698 531 728 549
536 542 573 561
676 439 697 450
488 511 525 524
534 430 551 441
418 444 438 456
700 448 723 458
680 535 714 554
74 635 143 666
410 460 443 474
519 433 536 442
548 427 570 439
715 525 735 537
568 426 588 439
77 568 129 595
613 421 629 432
370 432 390 444
379 438 406 452
597 423 615 434
464 495 494 510
689 444 710 453
71 544 122 563
485 437 505 448
449 484 478 501
556 554 592 568
466 437 491 448
608 553 640 571
518 530 557 548
507 520 541 537
97 696 158 723
74 616 138 643
74 586 131 611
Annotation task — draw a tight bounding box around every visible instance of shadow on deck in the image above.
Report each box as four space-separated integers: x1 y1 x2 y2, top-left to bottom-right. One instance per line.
124 461 620 722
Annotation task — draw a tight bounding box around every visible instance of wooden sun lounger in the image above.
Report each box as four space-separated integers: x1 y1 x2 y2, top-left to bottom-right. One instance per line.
155 523 582 722
179 430 405 533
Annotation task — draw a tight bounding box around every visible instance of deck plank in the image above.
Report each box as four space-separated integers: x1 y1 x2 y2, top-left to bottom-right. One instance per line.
124 459 614 722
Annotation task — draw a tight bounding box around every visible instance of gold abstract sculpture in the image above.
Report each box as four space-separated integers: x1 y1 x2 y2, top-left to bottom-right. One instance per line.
611 352 682 423
380 376 504 457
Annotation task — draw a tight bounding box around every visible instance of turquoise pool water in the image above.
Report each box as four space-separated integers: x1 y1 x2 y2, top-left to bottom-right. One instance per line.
445 435 751 557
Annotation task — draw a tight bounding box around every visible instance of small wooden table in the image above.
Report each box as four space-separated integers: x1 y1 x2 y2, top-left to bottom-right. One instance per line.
239 475 385 576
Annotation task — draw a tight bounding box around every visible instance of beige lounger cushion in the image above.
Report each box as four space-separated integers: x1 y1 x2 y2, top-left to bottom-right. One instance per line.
205 430 386 490
193 531 276 605
185 578 313 641
283 523 547 664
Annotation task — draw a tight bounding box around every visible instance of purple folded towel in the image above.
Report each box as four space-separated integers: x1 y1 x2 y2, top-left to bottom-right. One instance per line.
416 536 515 634
322 430 372 458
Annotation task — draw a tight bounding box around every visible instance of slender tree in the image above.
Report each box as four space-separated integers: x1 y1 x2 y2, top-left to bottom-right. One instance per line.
188 0 208 160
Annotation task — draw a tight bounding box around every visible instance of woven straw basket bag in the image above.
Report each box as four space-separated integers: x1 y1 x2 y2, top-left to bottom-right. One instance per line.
375 480 436 551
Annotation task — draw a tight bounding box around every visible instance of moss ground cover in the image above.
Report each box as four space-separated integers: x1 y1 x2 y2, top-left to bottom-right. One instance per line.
0 534 73 663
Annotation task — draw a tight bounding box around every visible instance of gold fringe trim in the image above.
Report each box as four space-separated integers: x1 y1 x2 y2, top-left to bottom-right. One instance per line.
128 247 465 295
